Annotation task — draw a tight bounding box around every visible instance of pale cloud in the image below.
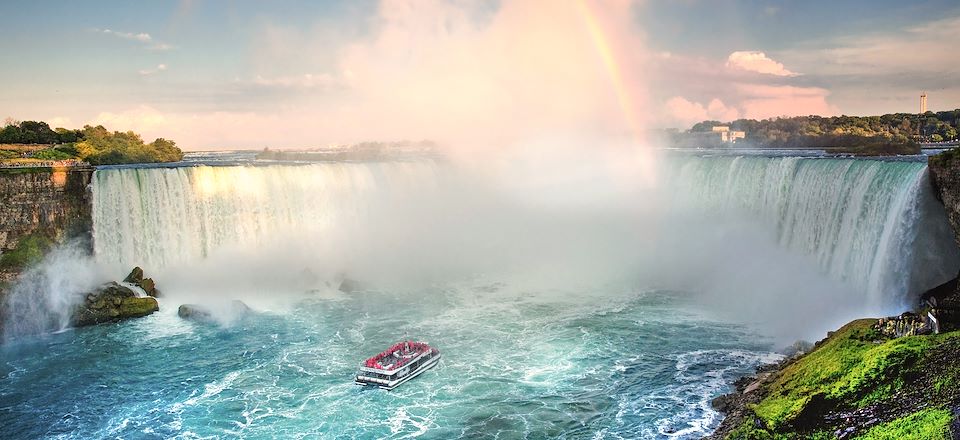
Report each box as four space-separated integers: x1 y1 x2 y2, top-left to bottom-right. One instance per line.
663 85 837 127
252 73 337 89
138 64 168 76
94 28 173 51
93 106 171 134
665 97 740 126
778 15 960 114
47 116 76 130
99 28 153 43
736 84 838 119
83 0 651 150
785 16 960 75
331 0 648 149
655 48 832 127
726 51 799 77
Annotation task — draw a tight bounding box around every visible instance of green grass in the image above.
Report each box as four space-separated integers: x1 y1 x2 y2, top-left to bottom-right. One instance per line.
31 148 75 160
726 421 835 440
721 316 960 440
853 408 952 440
752 319 931 429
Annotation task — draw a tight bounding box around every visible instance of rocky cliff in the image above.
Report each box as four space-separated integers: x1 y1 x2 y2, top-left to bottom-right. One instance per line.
929 151 960 249
0 166 93 284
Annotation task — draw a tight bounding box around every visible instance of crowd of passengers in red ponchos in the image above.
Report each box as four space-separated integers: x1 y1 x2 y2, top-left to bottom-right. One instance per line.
363 341 432 370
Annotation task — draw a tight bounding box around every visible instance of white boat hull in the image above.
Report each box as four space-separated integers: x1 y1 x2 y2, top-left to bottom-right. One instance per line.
355 353 441 390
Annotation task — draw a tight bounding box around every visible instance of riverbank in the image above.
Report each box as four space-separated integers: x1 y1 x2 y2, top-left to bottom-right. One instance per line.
707 319 960 439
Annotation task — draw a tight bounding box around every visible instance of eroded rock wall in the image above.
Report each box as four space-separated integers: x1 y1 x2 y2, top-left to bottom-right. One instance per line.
0 167 94 283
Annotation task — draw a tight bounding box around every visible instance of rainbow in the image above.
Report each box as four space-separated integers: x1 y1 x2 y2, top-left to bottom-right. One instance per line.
574 0 643 139
574 0 657 183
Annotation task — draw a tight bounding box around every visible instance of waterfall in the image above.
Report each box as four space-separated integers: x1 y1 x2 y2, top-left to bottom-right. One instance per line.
88 156 959 312
665 156 958 309
91 161 440 270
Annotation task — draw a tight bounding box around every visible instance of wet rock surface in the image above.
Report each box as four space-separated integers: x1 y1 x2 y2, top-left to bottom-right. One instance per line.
178 300 252 323
69 267 162 327
71 281 159 327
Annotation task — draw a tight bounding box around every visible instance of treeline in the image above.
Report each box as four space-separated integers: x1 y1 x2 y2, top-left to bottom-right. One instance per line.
0 120 183 165
686 109 960 151
76 125 182 165
0 120 83 144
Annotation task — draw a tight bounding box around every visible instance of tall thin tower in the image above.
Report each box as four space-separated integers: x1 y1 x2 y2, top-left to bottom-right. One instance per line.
920 92 928 114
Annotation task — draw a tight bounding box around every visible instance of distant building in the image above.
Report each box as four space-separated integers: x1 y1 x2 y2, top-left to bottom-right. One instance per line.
674 125 747 148
711 126 746 143
921 93 928 114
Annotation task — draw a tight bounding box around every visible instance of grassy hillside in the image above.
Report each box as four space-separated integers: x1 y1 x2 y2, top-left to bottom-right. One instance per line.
715 319 960 439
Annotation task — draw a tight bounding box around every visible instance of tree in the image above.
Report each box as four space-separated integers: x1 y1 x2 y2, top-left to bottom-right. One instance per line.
55 127 80 143
940 127 958 141
0 125 22 143
75 125 183 165
691 120 723 132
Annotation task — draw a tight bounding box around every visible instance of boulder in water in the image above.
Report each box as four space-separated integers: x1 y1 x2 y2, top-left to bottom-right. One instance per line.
178 300 252 323
71 281 159 327
338 277 362 293
123 267 144 284
140 277 158 297
121 267 160 297
177 304 212 322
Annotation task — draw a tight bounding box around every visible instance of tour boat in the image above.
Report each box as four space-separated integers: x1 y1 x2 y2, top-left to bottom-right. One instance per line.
354 341 441 390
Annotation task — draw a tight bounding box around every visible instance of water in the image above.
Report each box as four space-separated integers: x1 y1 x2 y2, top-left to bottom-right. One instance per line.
2 152 958 438
0 286 777 439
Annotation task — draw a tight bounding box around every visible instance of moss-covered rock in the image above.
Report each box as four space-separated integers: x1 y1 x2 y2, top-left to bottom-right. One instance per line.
71 281 159 327
710 319 960 439
0 230 55 269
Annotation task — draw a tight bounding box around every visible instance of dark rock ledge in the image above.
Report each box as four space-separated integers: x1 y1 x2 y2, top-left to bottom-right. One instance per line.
71 267 160 327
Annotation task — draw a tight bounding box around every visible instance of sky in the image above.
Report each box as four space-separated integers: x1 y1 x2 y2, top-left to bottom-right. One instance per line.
0 0 958 150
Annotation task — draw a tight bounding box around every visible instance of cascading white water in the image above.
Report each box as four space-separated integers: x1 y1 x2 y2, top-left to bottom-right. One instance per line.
664 156 958 309
91 161 440 270
88 155 959 314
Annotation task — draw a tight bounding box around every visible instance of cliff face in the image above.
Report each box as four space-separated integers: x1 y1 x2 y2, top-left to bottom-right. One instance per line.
0 167 94 284
928 151 960 247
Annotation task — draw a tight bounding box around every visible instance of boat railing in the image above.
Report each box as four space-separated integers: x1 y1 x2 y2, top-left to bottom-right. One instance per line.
358 349 437 375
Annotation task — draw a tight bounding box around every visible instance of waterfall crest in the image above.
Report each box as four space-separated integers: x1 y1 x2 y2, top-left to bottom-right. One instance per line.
89 156 959 312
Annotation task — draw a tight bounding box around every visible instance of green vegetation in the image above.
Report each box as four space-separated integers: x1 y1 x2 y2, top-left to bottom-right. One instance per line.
680 109 960 153
719 319 960 439
1 119 183 165
752 320 928 429
31 148 75 161
0 119 81 144
75 125 183 165
727 421 834 440
854 408 952 440
0 231 55 269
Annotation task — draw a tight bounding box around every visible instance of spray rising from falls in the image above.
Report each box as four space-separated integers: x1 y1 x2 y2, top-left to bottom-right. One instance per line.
666 156 958 310
88 156 959 325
